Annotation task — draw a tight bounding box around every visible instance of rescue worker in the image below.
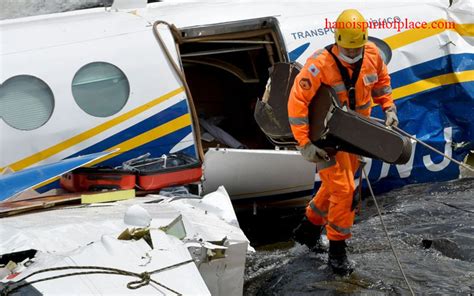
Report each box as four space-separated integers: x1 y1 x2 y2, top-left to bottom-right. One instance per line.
288 9 398 275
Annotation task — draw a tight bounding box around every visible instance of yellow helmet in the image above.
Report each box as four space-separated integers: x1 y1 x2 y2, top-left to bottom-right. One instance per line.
334 9 368 48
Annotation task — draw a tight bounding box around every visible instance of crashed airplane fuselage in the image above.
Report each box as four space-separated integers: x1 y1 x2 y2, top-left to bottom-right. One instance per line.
0 0 472 199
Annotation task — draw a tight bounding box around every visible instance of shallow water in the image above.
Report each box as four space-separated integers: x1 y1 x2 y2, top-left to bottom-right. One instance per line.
238 178 474 295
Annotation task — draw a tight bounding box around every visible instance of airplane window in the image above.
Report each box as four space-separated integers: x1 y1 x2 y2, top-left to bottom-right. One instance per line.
72 62 130 117
368 36 392 65
0 75 54 130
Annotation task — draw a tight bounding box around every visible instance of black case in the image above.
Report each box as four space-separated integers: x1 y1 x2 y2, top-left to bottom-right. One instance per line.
308 86 412 164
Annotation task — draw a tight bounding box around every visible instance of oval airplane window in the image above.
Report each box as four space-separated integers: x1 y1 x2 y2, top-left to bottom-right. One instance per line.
72 62 130 117
368 36 392 65
0 75 54 130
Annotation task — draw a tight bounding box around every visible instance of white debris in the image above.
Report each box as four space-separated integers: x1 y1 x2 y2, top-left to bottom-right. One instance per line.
0 186 250 295
124 204 152 227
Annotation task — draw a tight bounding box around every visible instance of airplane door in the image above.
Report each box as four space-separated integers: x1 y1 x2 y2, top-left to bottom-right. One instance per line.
161 20 315 201
152 21 205 159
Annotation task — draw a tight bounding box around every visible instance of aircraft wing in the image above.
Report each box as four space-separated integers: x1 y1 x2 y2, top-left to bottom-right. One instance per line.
0 150 115 202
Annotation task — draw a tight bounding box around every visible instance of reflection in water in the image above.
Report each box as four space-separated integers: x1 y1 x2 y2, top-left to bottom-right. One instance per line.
238 178 474 295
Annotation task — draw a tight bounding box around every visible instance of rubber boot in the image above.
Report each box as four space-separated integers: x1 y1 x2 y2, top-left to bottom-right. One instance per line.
292 217 325 252
328 240 354 276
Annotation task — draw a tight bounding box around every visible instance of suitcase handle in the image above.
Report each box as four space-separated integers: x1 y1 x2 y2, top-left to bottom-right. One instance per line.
88 185 121 191
86 175 122 181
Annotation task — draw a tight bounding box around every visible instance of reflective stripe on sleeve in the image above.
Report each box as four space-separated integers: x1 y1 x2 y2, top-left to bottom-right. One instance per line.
371 85 392 97
289 116 309 125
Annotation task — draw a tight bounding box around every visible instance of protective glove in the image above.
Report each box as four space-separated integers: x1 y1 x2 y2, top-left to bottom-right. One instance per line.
297 142 329 163
384 105 399 127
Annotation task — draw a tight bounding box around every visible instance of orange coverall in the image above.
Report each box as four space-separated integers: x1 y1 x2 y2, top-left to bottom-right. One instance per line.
288 42 394 241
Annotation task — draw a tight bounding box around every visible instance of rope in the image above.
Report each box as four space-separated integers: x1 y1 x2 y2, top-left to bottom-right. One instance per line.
370 116 474 172
1 260 194 296
361 166 415 296
392 125 474 173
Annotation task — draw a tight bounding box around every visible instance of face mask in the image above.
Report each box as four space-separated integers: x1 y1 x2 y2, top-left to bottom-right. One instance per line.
338 51 363 64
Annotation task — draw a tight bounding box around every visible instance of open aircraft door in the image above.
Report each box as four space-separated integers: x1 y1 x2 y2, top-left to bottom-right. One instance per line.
163 18 316 200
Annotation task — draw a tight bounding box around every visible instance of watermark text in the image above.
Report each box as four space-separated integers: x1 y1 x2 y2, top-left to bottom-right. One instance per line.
325 18 455 32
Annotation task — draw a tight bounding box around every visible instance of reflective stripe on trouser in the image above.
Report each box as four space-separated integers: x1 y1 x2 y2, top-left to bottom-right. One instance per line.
306 151 359 241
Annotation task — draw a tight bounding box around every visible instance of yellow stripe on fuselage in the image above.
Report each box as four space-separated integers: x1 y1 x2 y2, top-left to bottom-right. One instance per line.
384 20 474 50
371 70 474 108
88 114 192 166
392 70 474 100
454 23 474 37
1 87 185 173
33 114 192 190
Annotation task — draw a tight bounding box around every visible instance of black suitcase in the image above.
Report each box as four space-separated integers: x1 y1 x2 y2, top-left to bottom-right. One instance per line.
308 85 412 164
